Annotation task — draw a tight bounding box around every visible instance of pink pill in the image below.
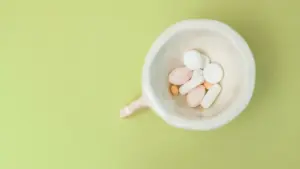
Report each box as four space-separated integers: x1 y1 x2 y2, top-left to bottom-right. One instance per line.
168 67 192 85
186 85 206 107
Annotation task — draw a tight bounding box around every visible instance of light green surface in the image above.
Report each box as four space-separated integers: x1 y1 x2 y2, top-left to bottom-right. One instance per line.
0 0 299 169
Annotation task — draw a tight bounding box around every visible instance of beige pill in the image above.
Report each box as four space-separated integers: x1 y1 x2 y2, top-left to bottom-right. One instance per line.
168 67 193 85
186 85 206 107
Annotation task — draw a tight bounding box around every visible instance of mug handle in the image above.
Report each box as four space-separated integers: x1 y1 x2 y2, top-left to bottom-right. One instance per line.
120 96 149 118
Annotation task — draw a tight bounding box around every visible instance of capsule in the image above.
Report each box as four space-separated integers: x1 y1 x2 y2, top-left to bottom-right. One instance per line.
179 69 204 95
200 84 221 108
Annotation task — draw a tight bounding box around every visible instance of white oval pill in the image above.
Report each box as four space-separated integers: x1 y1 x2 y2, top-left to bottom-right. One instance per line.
183 50 204 70
201 84 222 108
186 85 206 107
179 69 204 95
203 63 224 84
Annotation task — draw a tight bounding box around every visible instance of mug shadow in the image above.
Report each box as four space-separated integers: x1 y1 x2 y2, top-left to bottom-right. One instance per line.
229 22 279 122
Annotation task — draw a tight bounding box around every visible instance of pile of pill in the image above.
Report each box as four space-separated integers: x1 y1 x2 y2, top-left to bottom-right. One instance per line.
168 50 224 109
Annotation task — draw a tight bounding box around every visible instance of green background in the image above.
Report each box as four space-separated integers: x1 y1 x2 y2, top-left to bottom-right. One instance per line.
0 0 299 169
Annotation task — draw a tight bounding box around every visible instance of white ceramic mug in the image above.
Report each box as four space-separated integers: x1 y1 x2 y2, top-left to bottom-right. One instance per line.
120 19 255 131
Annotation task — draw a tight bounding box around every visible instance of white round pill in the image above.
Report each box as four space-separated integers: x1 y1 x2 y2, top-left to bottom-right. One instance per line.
183 50 204 70
203 63 224 84
202 54 211 69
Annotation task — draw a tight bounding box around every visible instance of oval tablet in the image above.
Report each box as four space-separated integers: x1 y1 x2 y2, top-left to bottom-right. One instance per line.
179 69 204 95
168 67 192 85
201 84 222 108
186 85 206 107
203 63 224 84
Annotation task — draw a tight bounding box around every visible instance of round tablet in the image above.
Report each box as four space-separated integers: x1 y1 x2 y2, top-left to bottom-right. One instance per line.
203 63 224 84
183 50 204 70
202 54 211 69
